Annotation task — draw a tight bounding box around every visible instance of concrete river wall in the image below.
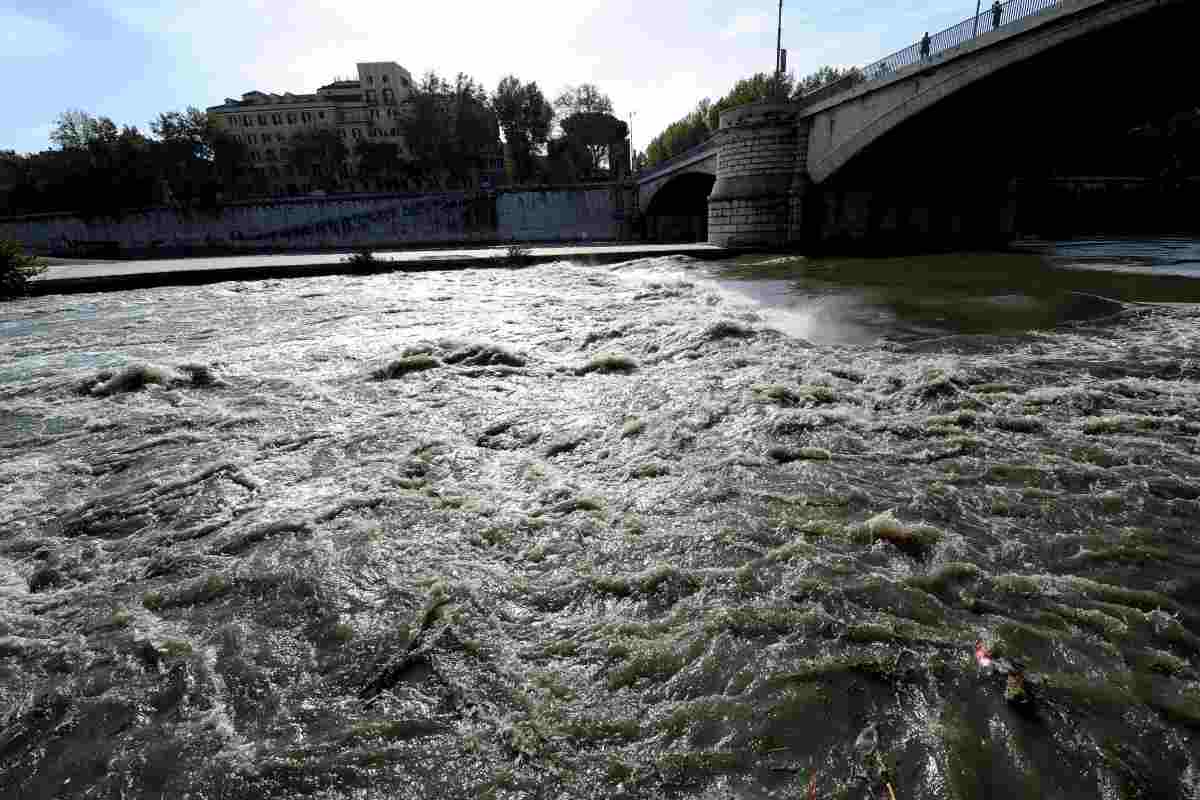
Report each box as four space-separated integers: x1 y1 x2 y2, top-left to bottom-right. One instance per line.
0 185 632 257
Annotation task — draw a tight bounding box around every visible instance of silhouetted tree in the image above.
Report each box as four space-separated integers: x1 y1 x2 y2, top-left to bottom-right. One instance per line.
287 129 348 192
492 75 553 184
557 112 628 179
553 84 614 117
792 66 859 97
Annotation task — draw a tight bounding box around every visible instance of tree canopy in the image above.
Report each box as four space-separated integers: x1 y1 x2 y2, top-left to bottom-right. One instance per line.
287 129 348 192
401 71 501 189
3 107 250 215
642 67 857 169
553 84 614 118
492 75 554 184
549 112 629 182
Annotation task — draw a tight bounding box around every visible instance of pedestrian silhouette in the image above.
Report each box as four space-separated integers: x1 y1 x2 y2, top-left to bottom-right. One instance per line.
992 1 1003 29
920 31 931 60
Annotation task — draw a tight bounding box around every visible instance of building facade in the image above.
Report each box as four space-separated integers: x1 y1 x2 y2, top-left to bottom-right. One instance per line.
207 62 499 196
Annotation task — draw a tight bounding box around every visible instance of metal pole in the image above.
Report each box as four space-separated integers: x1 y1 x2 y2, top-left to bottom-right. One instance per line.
628 112 635 175
775 0 784 96
973 0 982 37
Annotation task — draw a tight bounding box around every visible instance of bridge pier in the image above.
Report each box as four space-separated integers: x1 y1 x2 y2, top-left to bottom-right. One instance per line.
707 103 799 248
787 118 814 247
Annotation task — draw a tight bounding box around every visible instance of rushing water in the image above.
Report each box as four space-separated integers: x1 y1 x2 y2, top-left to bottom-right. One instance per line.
3 239 1200 799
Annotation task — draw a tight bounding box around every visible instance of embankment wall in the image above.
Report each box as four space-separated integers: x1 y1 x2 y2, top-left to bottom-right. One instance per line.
0 186 627 256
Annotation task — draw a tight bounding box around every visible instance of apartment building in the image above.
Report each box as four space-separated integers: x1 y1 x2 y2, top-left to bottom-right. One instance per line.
206 62 422 195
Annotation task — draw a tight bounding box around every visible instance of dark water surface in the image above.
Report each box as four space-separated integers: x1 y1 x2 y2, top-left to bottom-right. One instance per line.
3 239 1200 799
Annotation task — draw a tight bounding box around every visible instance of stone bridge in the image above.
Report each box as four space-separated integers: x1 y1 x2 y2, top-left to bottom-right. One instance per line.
636 0 1194 248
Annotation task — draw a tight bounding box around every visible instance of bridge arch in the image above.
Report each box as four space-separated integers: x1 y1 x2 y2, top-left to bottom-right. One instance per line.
805 0 1184 186
641 168 716 242
798 0 1194 248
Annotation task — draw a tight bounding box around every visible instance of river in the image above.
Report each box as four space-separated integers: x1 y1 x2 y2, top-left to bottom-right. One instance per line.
2 237 1200 799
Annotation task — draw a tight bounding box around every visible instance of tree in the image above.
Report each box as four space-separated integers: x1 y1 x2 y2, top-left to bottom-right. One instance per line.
402 72 454 187
644 102 712 168
0 239 46 301
50 110 120 150
444 73 502 186
553 84 613 117
149 107 232 204
793 66 861 98
401 71 501 189
354 140 402 188
492 75 554 184
208 132 251 201
643 72 801 168
288 129 347 192
705 72 795 130
4 106 255 215
151 107 216 160
558 112 628 179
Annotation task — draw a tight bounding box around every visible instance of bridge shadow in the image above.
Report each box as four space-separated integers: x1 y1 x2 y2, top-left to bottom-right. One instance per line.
806 0 1198 252
642 173 715 242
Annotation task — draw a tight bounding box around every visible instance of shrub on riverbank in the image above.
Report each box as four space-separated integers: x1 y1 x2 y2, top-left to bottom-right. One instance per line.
1 240 46 300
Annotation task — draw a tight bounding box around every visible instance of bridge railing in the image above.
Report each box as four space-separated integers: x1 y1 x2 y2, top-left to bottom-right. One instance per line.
821 0 1063 94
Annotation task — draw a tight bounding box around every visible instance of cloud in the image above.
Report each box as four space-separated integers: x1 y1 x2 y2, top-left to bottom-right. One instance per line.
721 11 771 40
0 12 71 58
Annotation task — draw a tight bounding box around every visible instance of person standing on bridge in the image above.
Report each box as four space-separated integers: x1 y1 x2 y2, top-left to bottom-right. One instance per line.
991 0 1003 30
920 31 931 60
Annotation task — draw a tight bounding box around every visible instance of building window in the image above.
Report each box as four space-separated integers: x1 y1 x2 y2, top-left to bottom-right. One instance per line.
400 77 409 87
352 128 362 139
272 113 281 125
265 149 275 160
391 127 397 136
365 90 377 104
338 129 346 139
243 115 253 126
280 147 290 158
258 114 267 125
286 113 296 124
248 134 256 144
382 88 395 105
382 75 389 84
367 75 374 85
270 166 280 177
318 110 325 119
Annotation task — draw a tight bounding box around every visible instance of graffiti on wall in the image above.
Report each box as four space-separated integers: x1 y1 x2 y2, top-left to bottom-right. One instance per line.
228 195 492 243
2 188 620 255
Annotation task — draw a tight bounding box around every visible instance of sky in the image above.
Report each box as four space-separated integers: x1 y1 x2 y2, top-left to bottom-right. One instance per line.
2 0 979 156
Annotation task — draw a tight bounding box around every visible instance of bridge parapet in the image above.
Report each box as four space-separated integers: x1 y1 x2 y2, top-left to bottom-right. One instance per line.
797 0 1065 110
635 137 719 184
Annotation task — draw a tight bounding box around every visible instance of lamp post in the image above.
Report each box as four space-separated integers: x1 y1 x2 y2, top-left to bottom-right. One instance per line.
775 0 784 97
973 0 982 37
628 111 636 175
